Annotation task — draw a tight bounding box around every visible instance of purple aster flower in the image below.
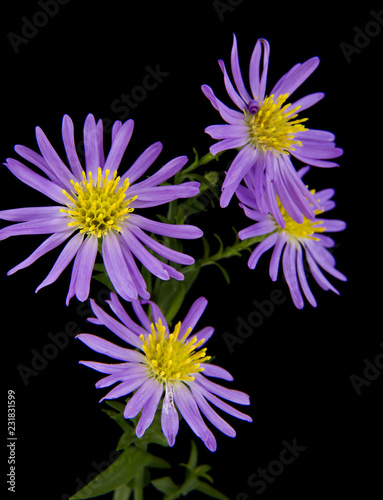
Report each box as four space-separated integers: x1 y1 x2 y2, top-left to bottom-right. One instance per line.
76 293 252 451
236 167 347 309
0 114 202 303
201 34 343 225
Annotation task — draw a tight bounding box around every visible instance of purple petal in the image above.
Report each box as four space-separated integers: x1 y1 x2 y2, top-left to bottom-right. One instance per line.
79 360 134 374
129 182 201 209
102 231 138 302
129 224 194 265
194 326 214 347
101 377 147 402
230 33 252 103
296 244 317 307
111 120 122 142
249 38 270 102
202 363 233 381
83 114 99 177
35 126 73 190
120 141 163 185
209 136 249 156
247 233 279 271
194 380 252 422
201 85 245 125
189 383 236 437
35 232 84 293
96 366 148 389
62 114 84 181
161 384 179 447
103 119 134 175
270 57 320 99
14 145 62 185
289 92 324 112
90 298 143 349
130 299 153 332
304 248 341 294
131 156 188 189
205 124 248 140
128 214 203 239
76 333 144 362
123 378 159 419
118 242 150 300
7 229 74 275
5 158 68 205
107 293 148 337
220 145 258 208
96 119 105 168
120 228 170 280
72 234 98 302
218 58 247 111
0 217 71 241
136 383 163 437
269 233 287 281
173 382 217 452
179 296 208 338
282 242 304 309
195 373 250 405
0 206 65 222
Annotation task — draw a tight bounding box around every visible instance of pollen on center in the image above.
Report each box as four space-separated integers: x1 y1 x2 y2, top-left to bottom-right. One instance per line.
140 319 211 383
61 167 136 238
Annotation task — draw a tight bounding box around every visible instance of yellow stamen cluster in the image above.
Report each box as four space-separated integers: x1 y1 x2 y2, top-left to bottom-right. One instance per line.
61 167 136 238
140 319 211 383
246 93 308 154
277 193 326 241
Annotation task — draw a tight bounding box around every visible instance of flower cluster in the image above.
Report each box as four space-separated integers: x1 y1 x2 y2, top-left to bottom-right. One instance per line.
202 34 346 307
0 34 346 463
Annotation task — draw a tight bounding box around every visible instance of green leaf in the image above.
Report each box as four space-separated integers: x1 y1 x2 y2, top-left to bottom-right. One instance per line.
195 481 230 500
187 440 198 470
69 447 154 499
154 279 186 325
211 262 230 284
92 272 115 292
112 484 132 500
151 476 179 495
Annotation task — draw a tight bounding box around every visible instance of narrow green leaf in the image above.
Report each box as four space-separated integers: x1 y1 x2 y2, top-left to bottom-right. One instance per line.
187 440 198 470
151 476 179 495
195 481 230 500
69 448 154 499
211 262 230 284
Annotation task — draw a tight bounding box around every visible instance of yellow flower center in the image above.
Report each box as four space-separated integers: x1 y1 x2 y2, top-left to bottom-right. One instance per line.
140 319 211 383
61 167 136 238
277 194 326 241
246 93 308 154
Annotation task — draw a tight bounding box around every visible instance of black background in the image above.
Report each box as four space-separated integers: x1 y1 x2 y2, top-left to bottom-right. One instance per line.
1 1 382 499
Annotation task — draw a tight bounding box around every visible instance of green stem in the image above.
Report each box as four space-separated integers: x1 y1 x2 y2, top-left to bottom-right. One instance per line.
133 443 148 500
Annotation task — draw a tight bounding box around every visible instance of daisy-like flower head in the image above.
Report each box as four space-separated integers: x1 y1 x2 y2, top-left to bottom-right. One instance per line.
201 34 343 226
0 114 202 303
76 293 252 451
236 167 347 309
